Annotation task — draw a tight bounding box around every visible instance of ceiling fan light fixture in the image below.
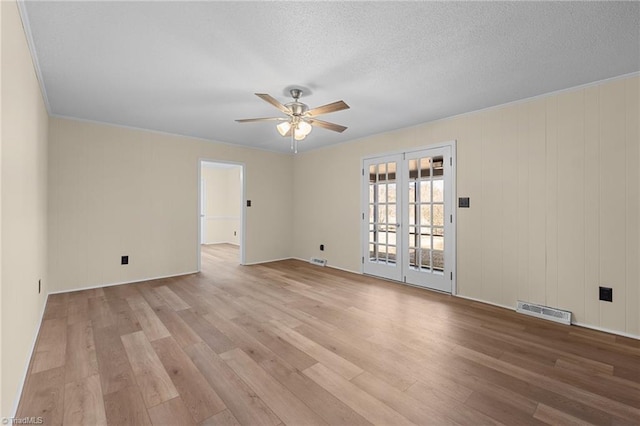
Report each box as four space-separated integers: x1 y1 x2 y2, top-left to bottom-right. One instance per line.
236 88 349 152
276 121 291 136
296 121 312 136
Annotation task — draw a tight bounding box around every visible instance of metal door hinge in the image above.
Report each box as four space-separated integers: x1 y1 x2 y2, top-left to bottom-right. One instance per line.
450 272 453 280
362 256 364 264
450 214 453 223
362 168 364 176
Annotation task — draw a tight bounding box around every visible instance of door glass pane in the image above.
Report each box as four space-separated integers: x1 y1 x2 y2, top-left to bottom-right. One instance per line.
369 184 375 202
433 251 444 271
389 227 397 246
409 181 416 202
419 181 431 203
377 205 387 223
378 163 387 181
379 231 387 245
433 156 444 176
420 205 431 226
408 226 417 248
377 184 386 203
420 158 431 178
409 204 416 225
420 227 431 249
433 180 444 202
369 244 375 260
388 183 397 202
388 245 397 263
421 249 432 269
387 162 396 181
369 205 375 222
432 204 444 226
409 248 416 267
409 159 418 179
369 165 377 183
388 205 397 225
433 227 444 245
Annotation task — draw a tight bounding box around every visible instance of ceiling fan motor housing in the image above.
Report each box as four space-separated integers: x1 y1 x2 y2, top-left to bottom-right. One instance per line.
285 101 309 117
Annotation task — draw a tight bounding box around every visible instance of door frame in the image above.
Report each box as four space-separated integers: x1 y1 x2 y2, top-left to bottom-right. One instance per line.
360 140 457 295
198 159 246 271
200 178 206 244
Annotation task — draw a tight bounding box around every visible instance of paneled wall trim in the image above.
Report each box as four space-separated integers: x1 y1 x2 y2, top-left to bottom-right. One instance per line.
293 75 640 338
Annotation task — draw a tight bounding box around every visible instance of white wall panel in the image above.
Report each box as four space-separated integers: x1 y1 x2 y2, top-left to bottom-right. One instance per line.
292 75 640 337
599 80 627 331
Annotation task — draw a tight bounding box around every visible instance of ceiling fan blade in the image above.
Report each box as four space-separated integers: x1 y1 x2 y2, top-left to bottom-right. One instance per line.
306 100 350 117
309 119 348 133
235 117 284 123
255 93 291 114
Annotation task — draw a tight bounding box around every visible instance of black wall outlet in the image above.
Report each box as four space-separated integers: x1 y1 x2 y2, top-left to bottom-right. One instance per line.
246 200 252 207
599 286 613 302
121 255 129 265
234 231 237 236
320 244 325 251
459 197 470 208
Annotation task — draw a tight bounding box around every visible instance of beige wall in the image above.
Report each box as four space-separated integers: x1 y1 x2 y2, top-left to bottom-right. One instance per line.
0 0 4 411
293 75 640 337
202 166 242 245
1 0 49 417
48 118 292 292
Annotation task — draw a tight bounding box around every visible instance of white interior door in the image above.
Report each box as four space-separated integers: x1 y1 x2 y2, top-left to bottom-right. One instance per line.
362 155 403 281
402 147 453 292
362 145 455 293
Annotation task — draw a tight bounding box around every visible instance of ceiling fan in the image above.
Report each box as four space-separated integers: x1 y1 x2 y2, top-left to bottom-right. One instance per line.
236 89 349 153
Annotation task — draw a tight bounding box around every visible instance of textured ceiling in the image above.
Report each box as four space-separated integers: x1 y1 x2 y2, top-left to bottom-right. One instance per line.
21 1 640 153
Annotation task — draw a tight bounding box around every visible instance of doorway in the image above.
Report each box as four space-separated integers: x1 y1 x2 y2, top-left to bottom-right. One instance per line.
198 160 245 269
362 143 456 293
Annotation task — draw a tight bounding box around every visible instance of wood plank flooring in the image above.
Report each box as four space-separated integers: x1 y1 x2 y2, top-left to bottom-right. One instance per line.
17 244 640 425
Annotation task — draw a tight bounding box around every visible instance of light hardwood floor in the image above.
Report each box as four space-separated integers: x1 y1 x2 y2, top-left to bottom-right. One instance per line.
17 244 640 425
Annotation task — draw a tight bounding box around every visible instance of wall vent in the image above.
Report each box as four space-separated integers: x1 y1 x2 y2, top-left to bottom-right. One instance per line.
309 257 327 267
516 301 571 325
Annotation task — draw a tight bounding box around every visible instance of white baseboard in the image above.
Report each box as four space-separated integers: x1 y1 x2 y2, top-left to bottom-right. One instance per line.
291 257 360 274
202 242 239 246
11 293 49 417
243 257 293 266
454 294 639 341
48 270 199 295
453 293 515 311
572 321 639 341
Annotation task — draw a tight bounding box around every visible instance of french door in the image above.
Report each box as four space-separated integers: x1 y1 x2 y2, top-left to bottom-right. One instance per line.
362 145 454 293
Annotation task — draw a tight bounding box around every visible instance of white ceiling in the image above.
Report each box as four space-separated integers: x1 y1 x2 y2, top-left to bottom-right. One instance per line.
21 1 640 153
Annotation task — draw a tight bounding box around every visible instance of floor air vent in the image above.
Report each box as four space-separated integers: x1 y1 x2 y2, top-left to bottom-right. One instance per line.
309 257 327 267
516 301 571 325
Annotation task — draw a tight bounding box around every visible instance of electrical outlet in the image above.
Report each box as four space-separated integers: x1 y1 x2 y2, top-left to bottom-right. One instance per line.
599 286 613 302
121 255 129 265
320 244 325 251
234 231 237 236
